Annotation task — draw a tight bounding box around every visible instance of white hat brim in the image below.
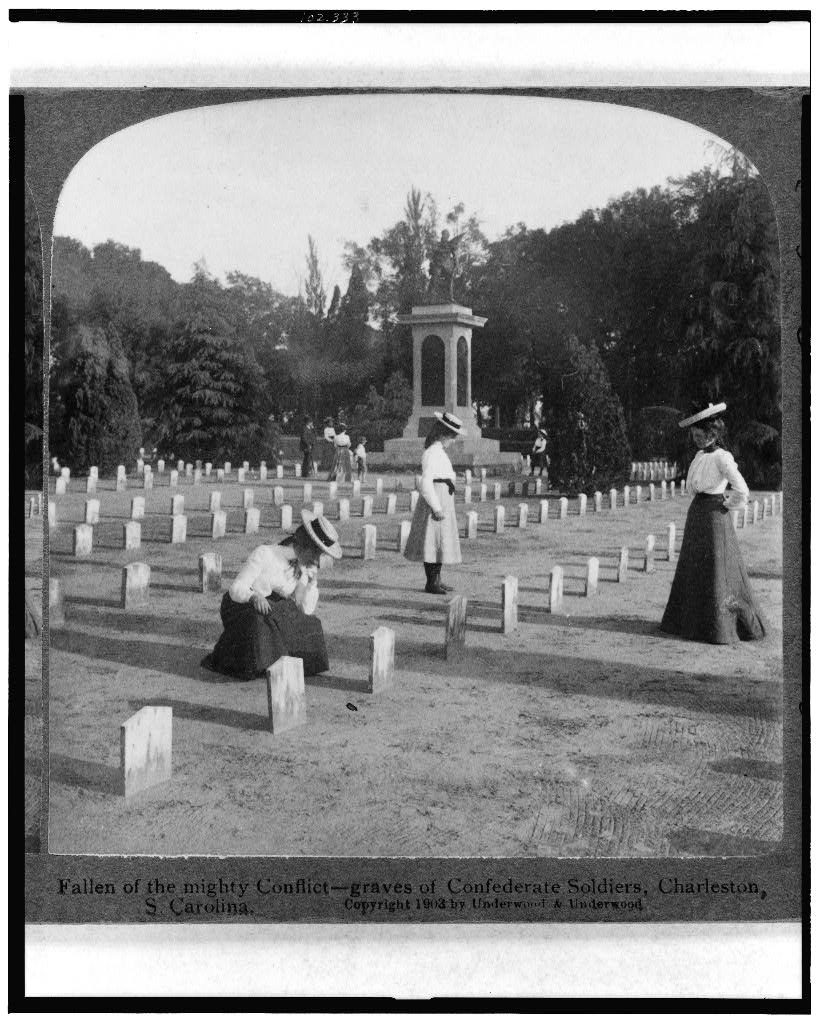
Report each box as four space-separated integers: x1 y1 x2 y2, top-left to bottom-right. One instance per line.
434 411 466 435
300 508 343 558
678 402 727 428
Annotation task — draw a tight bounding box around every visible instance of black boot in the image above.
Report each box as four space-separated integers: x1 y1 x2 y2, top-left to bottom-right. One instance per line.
424 562 446 595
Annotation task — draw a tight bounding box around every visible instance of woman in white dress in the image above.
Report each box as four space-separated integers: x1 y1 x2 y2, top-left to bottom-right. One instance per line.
660 402 766 644
403 411 464 594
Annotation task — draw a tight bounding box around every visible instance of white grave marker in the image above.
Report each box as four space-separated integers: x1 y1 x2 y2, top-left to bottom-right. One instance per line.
502 575 519 633
368 627 395 693
265 656 306 734
121 561 150 608
199 552 222 593
120 706 172 799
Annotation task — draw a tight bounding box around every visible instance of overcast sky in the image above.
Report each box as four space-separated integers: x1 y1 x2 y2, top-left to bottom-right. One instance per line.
54 93 733 296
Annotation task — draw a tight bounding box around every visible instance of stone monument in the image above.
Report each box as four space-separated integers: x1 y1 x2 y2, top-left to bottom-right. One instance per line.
377 231 519 471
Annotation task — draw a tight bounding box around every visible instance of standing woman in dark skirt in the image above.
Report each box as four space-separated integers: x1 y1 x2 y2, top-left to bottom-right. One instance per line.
660 402 766 644
204 512 343 679
403 411 464 594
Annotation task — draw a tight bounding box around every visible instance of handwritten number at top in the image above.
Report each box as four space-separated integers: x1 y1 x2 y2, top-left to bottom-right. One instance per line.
302 12 359 21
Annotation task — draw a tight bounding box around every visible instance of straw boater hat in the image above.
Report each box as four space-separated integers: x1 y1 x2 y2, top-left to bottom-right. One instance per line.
300 510 343 558
678 401 727 428
434 411 466 436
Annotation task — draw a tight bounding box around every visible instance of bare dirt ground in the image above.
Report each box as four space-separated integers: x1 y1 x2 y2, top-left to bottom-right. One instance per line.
39 472 783 857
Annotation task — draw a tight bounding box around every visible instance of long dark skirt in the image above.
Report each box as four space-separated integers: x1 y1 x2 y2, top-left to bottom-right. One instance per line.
207 592 329 680
660 493 766 644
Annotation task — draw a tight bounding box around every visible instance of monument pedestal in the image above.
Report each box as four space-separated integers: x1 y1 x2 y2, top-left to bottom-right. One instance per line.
380 303 520 471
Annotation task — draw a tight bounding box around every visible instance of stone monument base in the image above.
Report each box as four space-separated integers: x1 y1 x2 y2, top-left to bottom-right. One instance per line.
372 435 521 471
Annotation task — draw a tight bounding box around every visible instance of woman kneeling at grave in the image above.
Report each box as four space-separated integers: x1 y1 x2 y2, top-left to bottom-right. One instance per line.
660 401 766 645
403 411 464 594
204 511 343 679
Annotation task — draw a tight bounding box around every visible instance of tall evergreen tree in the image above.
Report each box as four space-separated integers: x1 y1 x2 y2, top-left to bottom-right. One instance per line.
544 335 631 491
163 272 263 461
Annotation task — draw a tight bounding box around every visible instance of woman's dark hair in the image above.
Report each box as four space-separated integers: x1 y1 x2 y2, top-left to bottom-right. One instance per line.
281 525 319 554
424 421 449 448
693 417 728 448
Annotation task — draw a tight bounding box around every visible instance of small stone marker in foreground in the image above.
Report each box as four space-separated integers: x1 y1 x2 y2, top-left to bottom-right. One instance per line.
211 511 227 539
311 500 324 518
466 511 478 539
585 557 599 597
559 497 568 519
237 468 246 484
538 500 549 524
280 505 293 531
609 488 617 511
199 552 222 593
121 561 150 608
55 478 66 495
623 485 630 507
157 459 165 474
209 491 221 513
123 521 141 550
49 578 65 629
169 470 179 487
648 483 656 502
644 534 656 574
73 524 93 557
393 519 410 554
294 464 301 478
217 468 225 482
493 482 502 501
361 523 377 559
273 486 284 506
494 505 505 533
302 482 312 504
635 485 642 504
266 656 306 735
243 488 255 509
752 500 760 524
578 493 587 516
368 626 395 693
362 496 373 518
276 464 284 479
517 503 528 528
353 480 362 497
480 483 488 502
385 494 397 515
86 476 97 494
548 566 564 614
661 481 667 500
594 491 603 513
463 484 472 504
205 462 212 477
171 494 184 516
670 481 675 498
375 477 383 495
666 523 676 562
120 706 172 799
338 498 350 522
329 482 338 499
502 575 519 633
444 595 468 660
48 503 57 527
85 499 100 525
244 507 261 534
617 547 629 582
171 515 187 544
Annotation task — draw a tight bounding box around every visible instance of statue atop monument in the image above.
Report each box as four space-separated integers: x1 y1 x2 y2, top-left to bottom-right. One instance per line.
427 229 463 304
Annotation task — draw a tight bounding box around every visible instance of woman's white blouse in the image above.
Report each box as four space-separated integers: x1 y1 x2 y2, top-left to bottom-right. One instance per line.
686 448 750 508
334 432 351 449
420 441 456 515
229 544 319 614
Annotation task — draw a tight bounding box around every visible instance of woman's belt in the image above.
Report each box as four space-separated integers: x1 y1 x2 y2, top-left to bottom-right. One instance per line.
433 477 456 495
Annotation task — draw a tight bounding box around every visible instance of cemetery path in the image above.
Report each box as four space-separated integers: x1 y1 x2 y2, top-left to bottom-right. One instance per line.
37 477 786 858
